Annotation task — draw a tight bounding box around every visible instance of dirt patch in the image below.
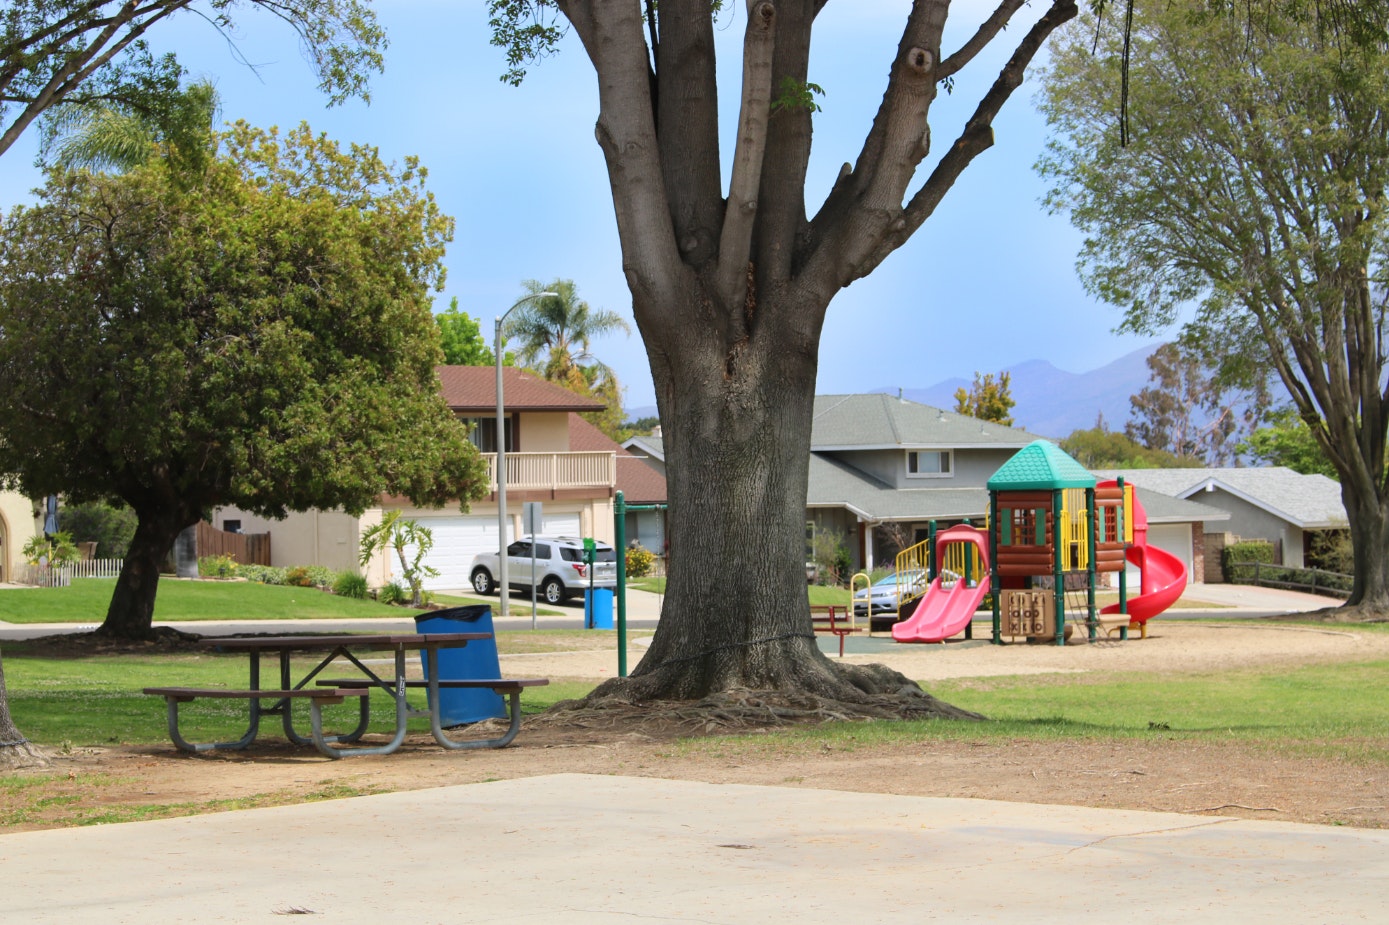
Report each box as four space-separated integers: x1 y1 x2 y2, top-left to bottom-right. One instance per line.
6 622 1389 832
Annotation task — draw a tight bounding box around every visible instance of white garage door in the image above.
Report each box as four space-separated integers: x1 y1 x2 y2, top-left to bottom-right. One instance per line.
413 515 503 591
1128 523 1194 588
543 513 581 538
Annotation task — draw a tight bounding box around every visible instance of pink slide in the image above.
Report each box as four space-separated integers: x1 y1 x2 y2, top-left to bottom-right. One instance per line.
893 526 990 644
1099 484 1187 626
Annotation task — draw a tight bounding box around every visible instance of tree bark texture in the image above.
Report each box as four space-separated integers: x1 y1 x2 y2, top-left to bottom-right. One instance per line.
0 654 48 770
559 0 1076 700
98 501 201 640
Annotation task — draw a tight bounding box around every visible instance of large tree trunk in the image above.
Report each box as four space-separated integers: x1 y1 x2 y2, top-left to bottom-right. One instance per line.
98 503 199 640
0 654 48 770
1341 480 1389 613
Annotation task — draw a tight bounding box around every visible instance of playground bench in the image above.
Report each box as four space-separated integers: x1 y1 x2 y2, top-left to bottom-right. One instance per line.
810 605 861 657
316 677 550 750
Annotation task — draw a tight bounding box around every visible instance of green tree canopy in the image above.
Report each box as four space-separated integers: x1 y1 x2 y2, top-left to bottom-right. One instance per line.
436 297 503 365
0 1 384 159
1039 1 1389 611
953 371 1016 426
1060 423 1203 470
0 120 488 639
1238 407 1339 479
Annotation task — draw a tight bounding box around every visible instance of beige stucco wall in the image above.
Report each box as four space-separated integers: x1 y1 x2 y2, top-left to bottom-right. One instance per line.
211 506 363 574
518 412 571 452
0 491 41 584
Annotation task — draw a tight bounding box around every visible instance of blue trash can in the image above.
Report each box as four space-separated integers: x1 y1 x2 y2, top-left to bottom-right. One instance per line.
585 588 614 630
414 605 505 725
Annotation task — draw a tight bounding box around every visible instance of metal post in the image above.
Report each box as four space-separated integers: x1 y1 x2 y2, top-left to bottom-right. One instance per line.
1118 477 1129 641
494 291 556 618
989 492 1001 645
615 490 627 677
494 314 510 618
1053 489 1065 646
1086 487 1097 642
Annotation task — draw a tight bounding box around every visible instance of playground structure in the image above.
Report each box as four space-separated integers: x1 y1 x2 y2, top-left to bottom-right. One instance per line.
888 440 1187 646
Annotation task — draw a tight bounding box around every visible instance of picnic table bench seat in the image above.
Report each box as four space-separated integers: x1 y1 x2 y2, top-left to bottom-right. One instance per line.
315 677 550 750
809 605 861 656
141 686 370 753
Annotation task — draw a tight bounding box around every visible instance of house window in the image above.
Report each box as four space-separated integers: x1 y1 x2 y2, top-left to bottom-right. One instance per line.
462 416 516 453
222 520 242 534
906 449 952 479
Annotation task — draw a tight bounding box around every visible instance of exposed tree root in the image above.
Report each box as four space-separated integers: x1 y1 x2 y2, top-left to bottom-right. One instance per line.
533 660 982 738
1269 603 1389 624
0 741 50 771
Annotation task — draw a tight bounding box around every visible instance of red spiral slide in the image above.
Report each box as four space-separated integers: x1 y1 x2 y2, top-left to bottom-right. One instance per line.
1098 482 1187 627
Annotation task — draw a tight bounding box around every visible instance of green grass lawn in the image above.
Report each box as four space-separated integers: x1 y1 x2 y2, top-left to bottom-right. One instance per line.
0 578 425 623
627 576 851 607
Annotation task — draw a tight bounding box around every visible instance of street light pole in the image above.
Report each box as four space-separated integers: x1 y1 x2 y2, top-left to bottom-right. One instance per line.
494 292 556 617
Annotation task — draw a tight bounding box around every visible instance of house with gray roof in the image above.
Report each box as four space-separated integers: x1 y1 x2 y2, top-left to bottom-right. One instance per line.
1095 467 1345 571
627 395 1230 579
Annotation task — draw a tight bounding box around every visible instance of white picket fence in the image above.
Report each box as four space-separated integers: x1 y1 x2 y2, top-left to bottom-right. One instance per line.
15 558 123 586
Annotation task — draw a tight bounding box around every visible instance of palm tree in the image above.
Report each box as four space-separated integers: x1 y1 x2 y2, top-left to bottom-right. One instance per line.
504 279 631 391
39 79 218 178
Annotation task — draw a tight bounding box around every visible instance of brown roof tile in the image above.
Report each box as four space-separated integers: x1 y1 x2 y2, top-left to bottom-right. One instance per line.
616 455 667 503
436 366 606 413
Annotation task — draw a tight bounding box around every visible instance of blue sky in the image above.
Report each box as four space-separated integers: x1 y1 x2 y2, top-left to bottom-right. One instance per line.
0 1 1162 414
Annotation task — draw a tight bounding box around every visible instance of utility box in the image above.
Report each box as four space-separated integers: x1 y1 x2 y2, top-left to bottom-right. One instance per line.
414 605 505 725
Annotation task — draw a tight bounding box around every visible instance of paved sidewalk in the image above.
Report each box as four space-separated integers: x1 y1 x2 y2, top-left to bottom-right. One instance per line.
2 774 1384 924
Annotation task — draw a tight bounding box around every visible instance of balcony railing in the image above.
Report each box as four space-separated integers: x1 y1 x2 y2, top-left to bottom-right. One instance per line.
484 451 616 493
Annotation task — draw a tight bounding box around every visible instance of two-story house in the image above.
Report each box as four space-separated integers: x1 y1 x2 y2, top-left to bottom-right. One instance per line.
216 366 663 591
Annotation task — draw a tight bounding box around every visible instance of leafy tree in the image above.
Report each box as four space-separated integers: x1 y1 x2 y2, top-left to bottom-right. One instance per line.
504 278 631 439
1060 424 1203 470
436 297 503 366
1039 2 1389 613
0 121 488 640
60 501 139 559
38 78 218 179
0 1 384 159
1239 408 1339 479
359 511 439 608
953 371 1016 426
1125 344 1263 466
490 0 1078 711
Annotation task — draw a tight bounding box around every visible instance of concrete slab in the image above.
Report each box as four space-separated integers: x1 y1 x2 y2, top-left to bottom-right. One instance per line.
3 774 1384 924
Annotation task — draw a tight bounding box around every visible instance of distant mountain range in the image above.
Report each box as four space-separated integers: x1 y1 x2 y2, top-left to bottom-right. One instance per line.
626 343 1163 439
883 343 1162 439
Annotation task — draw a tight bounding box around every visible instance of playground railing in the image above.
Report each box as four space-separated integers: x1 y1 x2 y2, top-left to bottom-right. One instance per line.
1226 562 1352 599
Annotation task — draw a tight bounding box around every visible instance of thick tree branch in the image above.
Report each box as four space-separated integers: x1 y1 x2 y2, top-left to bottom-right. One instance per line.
856 0 1078 281
938 0 1027 81
716 0 776 304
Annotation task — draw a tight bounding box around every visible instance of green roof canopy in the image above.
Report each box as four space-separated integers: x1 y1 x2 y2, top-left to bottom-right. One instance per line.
987 440 1096 491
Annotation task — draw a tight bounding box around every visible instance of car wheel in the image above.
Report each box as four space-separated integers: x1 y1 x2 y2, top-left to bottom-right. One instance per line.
471 568 495 595
541 577 566 604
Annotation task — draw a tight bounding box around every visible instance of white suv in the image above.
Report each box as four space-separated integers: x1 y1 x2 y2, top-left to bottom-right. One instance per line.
469 536 619 604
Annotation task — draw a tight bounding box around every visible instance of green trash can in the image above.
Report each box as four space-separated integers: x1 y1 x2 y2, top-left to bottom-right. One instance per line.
414 605 505 725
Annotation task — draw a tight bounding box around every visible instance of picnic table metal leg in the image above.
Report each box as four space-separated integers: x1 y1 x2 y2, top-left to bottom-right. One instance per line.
428 687 525 750
161 695 260 753
276 649 371 747
308 646 411 759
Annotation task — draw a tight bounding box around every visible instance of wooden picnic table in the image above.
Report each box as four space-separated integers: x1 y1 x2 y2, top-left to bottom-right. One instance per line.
146 632 500 758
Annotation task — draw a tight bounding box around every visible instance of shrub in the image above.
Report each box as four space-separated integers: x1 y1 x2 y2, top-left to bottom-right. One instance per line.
625 543 656 578
809 527 851 586
198 554 238 578
332 571 369 599
377 581 407 605
238 564 287 585
304 565 335 588
58 501 138 560
1223 540 1275 583
284 566 314 587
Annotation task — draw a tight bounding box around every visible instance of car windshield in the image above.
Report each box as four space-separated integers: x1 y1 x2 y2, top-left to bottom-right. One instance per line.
875 570 923 587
